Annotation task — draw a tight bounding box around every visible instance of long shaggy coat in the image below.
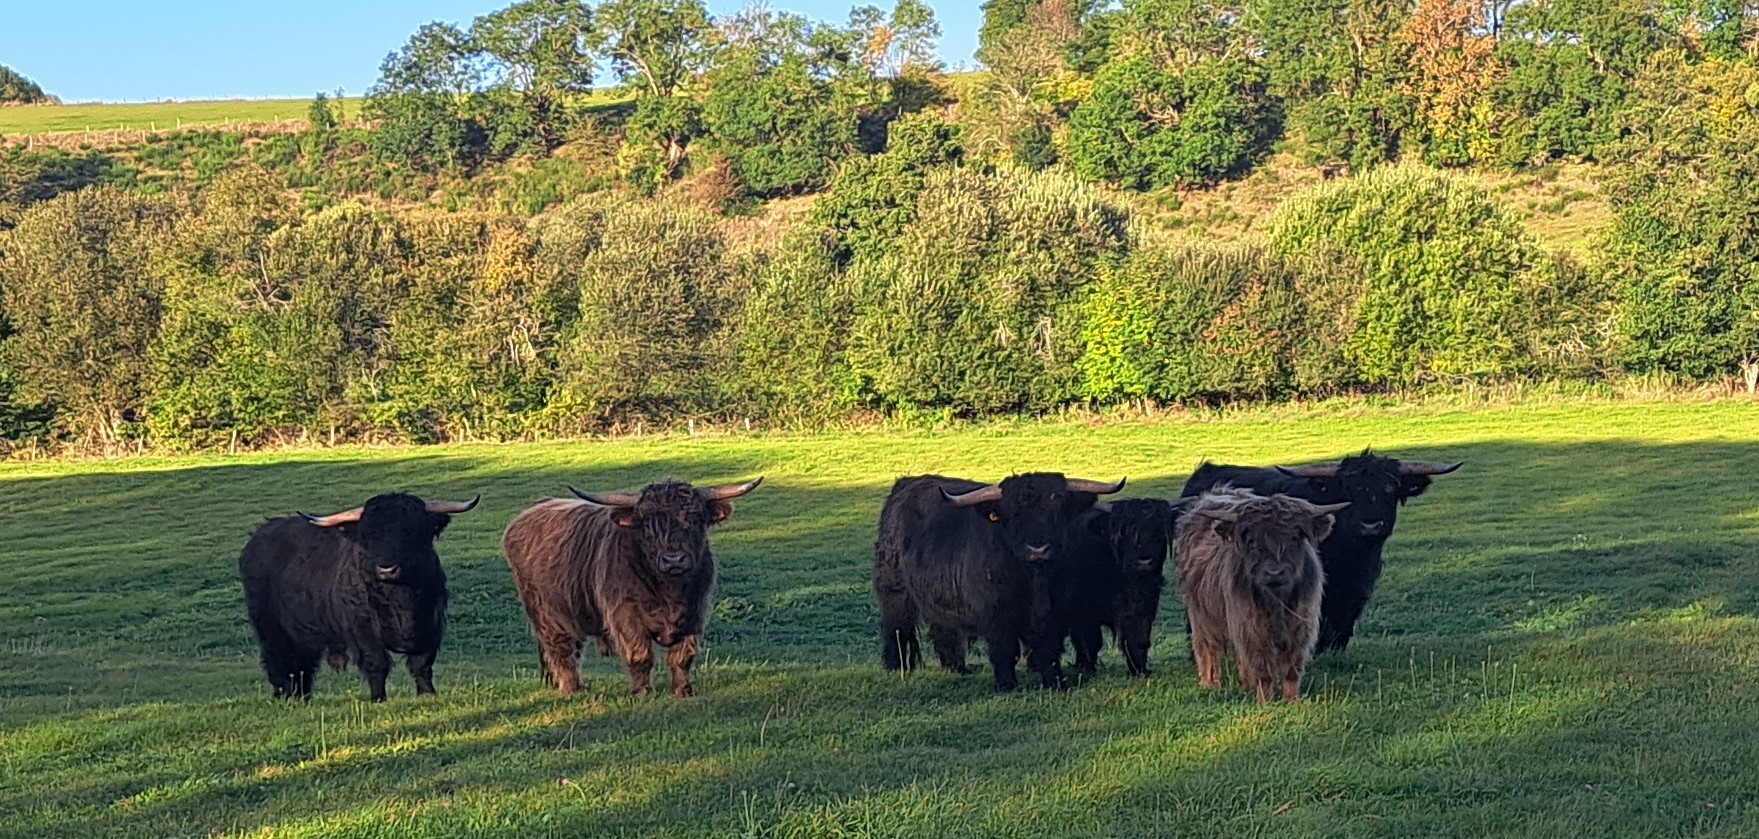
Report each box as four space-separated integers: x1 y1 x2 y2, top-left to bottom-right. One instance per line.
1176 487 1340 703
502 493 716 698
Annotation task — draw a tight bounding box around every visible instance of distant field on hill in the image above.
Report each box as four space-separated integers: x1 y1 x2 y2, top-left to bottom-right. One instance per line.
0 98 349 135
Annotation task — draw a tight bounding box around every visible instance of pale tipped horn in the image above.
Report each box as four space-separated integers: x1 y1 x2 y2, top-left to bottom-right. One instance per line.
426 495 480 515
699 476 764 502
943 484 1003 507
569 486 641 507
302 506 363 528
1308 501 1351 516
1398 460 1464 476
1066 477 1127 495
1277 463 1340 478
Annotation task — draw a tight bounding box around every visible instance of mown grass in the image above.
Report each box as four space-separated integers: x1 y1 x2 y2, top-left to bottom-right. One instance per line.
3 399 1758 837
0 99 338 135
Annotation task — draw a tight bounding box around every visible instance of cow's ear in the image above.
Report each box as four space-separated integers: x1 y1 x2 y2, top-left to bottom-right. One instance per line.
1312 514 1335 543
430 513 454 537
1398 475 1433 502
612 509 637 528
1085 510 1112 539
709 500 734 525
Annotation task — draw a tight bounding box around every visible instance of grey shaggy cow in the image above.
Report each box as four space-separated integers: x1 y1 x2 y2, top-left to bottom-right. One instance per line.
1176 487 1345 704
502 477 762 698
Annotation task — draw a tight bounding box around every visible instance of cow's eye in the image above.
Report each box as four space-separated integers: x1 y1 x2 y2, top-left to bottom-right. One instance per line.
987 511 1001 523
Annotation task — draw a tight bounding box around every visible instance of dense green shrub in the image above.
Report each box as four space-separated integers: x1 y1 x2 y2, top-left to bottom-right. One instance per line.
1265 165 1537 387
1068 54 1274 189
847 167 1130 414
549 202 747 428
811 111 963 262
734 227 862 422
1078 237 1307 404
0 188 174 442
0 64 53 104
1601 56 1759 380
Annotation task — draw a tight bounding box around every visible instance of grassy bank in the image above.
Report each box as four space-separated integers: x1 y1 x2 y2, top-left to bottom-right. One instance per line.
2 400 1757 836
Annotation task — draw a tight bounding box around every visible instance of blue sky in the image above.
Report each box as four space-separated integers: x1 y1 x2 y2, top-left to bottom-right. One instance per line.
0 1 982 103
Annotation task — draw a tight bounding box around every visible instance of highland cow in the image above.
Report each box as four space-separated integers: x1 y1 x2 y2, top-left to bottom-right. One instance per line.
873 473 1125 692
239 492 480 702
1176 487 1346 703
1182 451 1462 652
502 477 763 698
1061 498 1182 678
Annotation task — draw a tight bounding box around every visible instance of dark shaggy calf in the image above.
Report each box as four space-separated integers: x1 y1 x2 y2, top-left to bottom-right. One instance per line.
239 493 479 702
1176 487 1344 703
873 472 1125 692
1182 451 1461 652
502 477 762 698
1061 498 1181 679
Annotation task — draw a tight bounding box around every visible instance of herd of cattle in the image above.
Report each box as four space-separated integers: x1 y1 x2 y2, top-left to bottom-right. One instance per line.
237 451 1461 705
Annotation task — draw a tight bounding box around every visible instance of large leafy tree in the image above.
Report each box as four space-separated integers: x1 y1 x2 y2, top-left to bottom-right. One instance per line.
0 64 54 104
470 0 598 149
1068 0 1275 188
597 0 715 183
700 10 873 196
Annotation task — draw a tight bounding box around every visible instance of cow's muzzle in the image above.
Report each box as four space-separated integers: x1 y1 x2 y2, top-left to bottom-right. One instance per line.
1359 520 1387 537
375 565 402 582
660 553 691 575
1025 544 1052 564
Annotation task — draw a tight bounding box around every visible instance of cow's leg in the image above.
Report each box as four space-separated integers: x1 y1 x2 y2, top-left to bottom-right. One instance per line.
538 635 585 694
358 645 393 703
1070 622 1103 680
985 631 1021 692
1318 592 1369 653
1026 628 1067 690
665 634 701 698
405 649 438 696
1190 621 1225 689
1117 616 1154 678
603 618 655 695
1282 664 1304 703
928 624 970 674
256 619 318 700
877 588 921 672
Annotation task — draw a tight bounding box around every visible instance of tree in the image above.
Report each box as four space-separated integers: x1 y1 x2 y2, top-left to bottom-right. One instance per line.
1 189 173 442
1399 0 1502 166
598 0 715 180
364 22 487 172
850 0 943 77
0 65 54 104
1067 0 1275 188
469 0 597 148
700 10 872 195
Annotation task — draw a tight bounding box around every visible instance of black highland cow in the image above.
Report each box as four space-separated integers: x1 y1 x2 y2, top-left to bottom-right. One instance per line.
873 472 1125 692
239 493 479 701
1181 451 1461 652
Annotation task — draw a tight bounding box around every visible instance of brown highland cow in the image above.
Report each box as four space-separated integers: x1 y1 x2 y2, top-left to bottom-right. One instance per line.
502 477 762 697
1175 487 1347 703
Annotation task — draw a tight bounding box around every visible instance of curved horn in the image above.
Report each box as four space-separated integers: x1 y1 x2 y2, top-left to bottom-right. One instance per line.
426 495 480 515
1276 463 1340 478
943 484 1003 507
569 486 641 507
1308 501 1351 516
1066 477 1127 495
699 476 764 502
1398 460 1464 476
301 506 363 528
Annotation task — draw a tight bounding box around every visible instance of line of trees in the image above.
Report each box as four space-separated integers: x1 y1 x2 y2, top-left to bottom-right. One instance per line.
2 110 1748 450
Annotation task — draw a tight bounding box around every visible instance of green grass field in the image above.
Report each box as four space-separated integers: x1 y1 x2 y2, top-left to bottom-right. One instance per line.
0 99 334 136
3 400 1758 837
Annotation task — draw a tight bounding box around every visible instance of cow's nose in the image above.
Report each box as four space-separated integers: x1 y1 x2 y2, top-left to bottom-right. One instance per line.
1025 544 1052 563
375 565 401 582
661 552 689 572
1360 520 1387 536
